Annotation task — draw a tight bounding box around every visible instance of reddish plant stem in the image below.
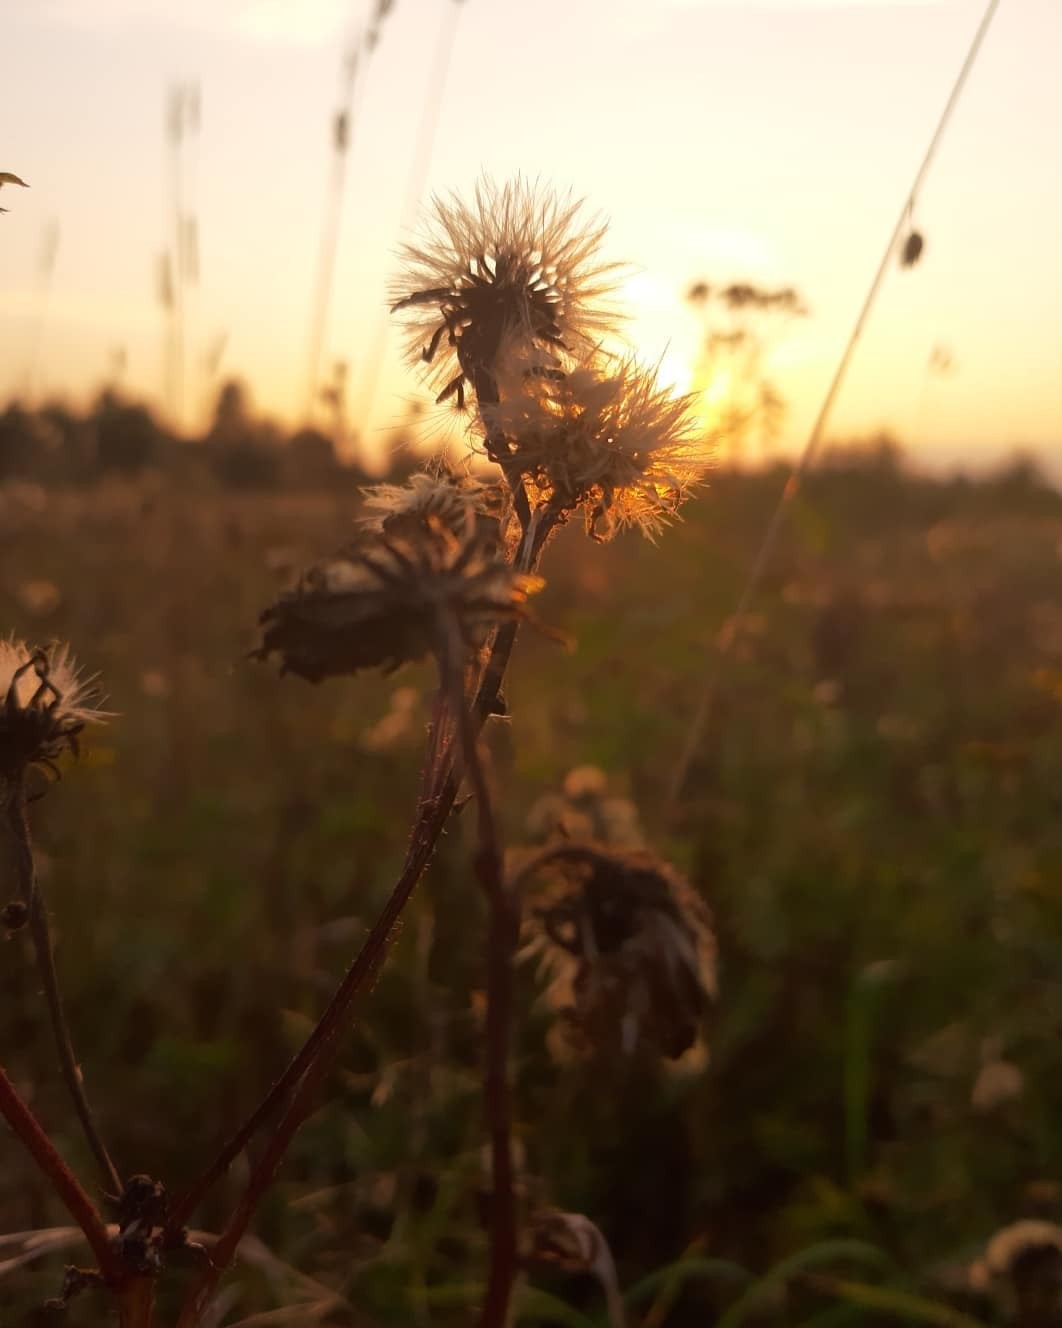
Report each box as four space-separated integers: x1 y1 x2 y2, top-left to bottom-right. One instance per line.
445 623 520 1328
174 645 510 1324
173 516 556 1327
7 784 123 1197
0 1066 122 1284
165 510 555 1243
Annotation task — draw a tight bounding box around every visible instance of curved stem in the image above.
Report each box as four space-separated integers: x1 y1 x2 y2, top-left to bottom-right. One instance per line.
0 1066 122 1284
7 784 122 1197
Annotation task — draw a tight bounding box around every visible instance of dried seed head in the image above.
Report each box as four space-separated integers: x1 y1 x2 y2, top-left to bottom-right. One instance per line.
254 517 542 683
0 639 109 791
525 846 717 1061
487 352 707 539
360 468 507 548
390 177 621 410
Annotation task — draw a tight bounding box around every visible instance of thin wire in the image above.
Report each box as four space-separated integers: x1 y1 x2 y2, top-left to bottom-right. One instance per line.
667 0 1003 809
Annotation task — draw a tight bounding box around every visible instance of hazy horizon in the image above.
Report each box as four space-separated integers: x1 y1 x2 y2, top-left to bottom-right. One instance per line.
2 0 1059 472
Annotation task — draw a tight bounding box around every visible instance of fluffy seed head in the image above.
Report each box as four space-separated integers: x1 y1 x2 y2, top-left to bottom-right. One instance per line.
525 845 717 1061
390 177 621 410
0 639 109 789
486 352 707 539
254 517 542 683
360 469 507 547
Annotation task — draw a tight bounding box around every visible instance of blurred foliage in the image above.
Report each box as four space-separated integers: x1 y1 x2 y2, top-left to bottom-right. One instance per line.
2 442 1062 1325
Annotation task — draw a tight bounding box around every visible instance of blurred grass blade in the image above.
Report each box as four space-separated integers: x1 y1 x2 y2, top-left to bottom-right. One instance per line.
844 963 899 1183
811 1276 992 1326
624 1256 750 1307
716 1240 893 1328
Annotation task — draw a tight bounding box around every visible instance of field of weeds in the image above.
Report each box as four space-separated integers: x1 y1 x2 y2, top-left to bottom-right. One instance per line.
4 456 1062 1325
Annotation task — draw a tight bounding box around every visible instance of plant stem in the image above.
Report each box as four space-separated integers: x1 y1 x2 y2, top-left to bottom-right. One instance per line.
165 513 554 1243
117 1276 156 1328
0 1066 122 1283
7 784 122 1197
445 621 520 1328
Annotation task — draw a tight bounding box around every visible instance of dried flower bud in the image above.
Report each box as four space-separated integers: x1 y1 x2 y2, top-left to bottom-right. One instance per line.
487 353 707 539
1 639 109 791
360 469 506 548
254 517 542 683
390 177 620 410
524 845 717 1060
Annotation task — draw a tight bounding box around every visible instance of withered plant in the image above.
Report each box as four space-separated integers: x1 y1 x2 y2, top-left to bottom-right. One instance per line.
1 177 714 1328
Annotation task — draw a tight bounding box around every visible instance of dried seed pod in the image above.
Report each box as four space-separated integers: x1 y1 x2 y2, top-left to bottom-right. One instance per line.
524 845 717 1060
900 230 924 268
254 516 542 683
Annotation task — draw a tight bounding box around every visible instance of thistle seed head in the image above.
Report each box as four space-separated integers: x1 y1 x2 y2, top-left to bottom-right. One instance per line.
487 352 707 539
254 517 542 683
390 177 621 410
0 638 109 791
360 468 508 548
526 845 717 1061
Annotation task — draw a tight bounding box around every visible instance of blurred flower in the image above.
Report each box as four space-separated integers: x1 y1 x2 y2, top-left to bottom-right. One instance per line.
971 1057 1024 1112
360 686 421 752
526 766 645 848
390 177 620 409
254 517 542 683
0 639 109 790
487 352 706 539
15 579 62 618
139 669 171 700
524 845 716 1061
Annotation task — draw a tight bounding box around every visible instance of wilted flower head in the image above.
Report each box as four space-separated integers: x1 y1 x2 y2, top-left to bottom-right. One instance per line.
254 517 542 683
0 639 108 790
390 177 620 410
969 1220 1062 1318
523 844 717 1061
487 353 707 539
360 468 506 547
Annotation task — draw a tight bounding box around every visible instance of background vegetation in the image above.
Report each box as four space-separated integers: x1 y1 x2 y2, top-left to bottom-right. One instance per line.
4 418 1062 1324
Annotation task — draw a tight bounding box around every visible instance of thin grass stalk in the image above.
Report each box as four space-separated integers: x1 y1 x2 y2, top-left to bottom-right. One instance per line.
667 0 1004 807
7 781 122 1197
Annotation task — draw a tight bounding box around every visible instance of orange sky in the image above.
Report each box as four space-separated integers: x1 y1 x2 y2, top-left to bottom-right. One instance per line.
1 0 1059 471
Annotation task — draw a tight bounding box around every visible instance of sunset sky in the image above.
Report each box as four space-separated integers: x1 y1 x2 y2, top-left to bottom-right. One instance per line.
1 0 1059 471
